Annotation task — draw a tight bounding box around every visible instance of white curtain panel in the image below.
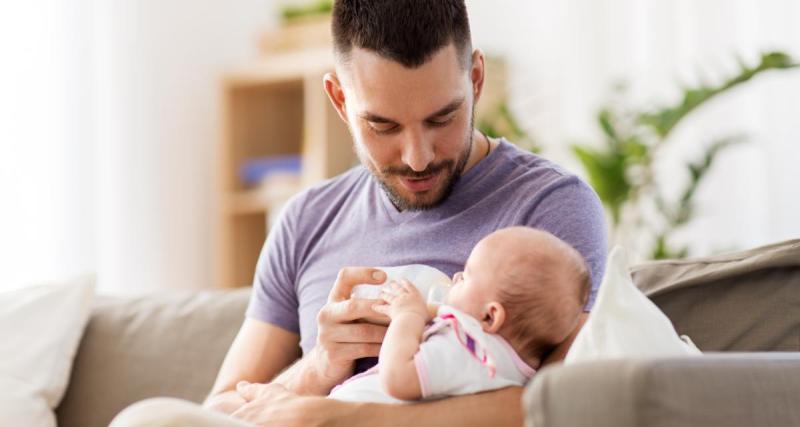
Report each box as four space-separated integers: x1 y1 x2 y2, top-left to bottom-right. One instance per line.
0 0 95 289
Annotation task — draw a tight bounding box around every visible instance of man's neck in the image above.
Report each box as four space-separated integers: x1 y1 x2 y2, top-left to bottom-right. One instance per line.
462 129 494 174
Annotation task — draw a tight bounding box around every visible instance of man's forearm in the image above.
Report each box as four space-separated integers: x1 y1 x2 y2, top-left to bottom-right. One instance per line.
272 352 333 396
334 386 524 427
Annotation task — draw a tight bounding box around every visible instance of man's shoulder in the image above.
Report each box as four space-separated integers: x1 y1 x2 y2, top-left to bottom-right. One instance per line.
492 139 589 197
291 165 370 201
283 165 372 218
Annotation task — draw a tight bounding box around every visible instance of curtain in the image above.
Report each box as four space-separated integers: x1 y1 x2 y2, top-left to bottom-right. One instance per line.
0 0 94 289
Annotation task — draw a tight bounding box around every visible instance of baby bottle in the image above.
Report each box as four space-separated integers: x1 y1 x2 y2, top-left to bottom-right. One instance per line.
351 264 452 323
425 280 451 317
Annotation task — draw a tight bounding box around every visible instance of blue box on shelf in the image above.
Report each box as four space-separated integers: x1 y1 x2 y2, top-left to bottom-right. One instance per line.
239 155 302 187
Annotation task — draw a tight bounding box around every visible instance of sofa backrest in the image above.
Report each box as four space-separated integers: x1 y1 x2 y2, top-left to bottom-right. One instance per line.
54 240 800 427
632 239 800 352
55 288 250 427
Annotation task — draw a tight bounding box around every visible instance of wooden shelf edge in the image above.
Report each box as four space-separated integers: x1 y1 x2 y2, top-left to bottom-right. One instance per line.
224 48 334 88
225 181 303 216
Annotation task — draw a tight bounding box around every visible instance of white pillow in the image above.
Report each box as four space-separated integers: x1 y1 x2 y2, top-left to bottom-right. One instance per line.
565 247 701 364
0 276 95 427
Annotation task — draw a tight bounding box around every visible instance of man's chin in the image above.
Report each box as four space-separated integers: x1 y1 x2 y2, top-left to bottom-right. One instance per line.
371 157 466 211
401 192 443 210
384 182 450 211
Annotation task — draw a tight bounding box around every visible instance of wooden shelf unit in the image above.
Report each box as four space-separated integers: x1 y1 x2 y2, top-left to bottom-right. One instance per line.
216 48 356 288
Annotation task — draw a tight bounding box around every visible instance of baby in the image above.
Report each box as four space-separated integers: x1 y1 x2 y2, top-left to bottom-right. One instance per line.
328 226 590 403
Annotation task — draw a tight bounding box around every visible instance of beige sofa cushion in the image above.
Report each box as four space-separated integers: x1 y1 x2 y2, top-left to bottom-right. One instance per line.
631 239 800 351
525 353 800 427
55 289 250 427
526 239 800 427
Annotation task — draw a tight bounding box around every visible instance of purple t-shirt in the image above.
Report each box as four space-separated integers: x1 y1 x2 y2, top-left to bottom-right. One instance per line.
246 139 608 373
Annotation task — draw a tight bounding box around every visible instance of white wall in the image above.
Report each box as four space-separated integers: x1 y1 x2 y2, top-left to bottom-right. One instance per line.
92 0 276 293
467 0 800 260
0 0 277 292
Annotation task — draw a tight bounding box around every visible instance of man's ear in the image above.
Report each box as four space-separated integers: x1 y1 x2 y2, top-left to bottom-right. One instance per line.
482 301 505 333
469 49 486 105
323 72 349 124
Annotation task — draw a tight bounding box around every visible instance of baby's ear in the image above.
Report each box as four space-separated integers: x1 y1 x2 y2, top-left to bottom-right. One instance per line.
482 302 506 333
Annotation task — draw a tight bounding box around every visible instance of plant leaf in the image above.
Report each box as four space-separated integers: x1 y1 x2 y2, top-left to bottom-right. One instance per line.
638 51 799 138
571 145 631 224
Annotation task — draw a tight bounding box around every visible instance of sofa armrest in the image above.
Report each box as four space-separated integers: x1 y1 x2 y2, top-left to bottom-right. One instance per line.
523 353 800 427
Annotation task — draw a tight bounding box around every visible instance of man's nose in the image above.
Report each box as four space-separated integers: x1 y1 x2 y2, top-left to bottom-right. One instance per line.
401 129 435 172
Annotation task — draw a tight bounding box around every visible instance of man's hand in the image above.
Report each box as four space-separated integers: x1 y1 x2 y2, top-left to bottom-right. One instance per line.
279 267 389 395
203 390 248 415
372 279 431 322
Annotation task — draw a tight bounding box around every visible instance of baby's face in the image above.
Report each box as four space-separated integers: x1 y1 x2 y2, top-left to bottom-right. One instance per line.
445 238 501 320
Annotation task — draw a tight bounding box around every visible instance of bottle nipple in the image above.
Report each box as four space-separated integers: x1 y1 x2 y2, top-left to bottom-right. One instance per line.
426 282 451 317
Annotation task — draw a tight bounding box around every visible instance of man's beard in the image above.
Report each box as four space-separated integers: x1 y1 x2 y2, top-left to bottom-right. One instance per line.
358 115 475 211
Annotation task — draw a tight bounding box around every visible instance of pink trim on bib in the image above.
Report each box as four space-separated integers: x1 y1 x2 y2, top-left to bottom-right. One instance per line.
495 335 537 378
438 313 496 378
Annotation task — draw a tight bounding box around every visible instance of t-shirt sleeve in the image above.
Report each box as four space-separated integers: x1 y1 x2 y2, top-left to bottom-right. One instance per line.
244 195 304 334
413 329 499 399
527 177 609 310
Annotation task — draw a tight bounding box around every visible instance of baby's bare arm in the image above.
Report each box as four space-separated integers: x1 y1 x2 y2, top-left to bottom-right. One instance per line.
372 280 431 400
378 312 426 400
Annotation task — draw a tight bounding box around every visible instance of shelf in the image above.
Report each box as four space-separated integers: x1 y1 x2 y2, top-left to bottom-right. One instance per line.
224 82 305 192
226 176 302 216
227 190 269 215
216 51 354 288
224 48 334 88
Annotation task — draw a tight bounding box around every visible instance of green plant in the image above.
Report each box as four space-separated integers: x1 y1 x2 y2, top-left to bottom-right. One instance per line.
572 52 798 260
280 0 333 22
478 101 540 153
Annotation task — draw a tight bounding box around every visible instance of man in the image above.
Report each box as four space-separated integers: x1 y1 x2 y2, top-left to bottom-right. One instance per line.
112 1 606 426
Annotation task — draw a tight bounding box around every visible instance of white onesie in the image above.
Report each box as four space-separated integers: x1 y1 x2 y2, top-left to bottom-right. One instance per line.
328 305 536 404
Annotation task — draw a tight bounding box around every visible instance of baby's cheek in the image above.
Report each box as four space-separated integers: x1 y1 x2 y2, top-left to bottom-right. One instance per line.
445 289 462 308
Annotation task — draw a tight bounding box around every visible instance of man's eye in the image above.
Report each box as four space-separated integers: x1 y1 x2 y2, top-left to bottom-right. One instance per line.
369 123 399 135
427 116 455 127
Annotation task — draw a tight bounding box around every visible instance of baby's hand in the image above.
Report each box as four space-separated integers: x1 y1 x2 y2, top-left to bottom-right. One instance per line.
372 280 430 322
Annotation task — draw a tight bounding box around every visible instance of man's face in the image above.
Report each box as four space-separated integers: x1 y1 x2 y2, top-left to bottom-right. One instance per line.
330 44 478 210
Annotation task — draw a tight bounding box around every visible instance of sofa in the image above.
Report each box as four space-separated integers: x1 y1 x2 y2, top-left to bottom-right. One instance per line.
55 239 800 427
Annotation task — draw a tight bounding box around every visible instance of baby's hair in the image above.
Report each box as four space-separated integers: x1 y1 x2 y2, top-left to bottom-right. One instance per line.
494 229 590 362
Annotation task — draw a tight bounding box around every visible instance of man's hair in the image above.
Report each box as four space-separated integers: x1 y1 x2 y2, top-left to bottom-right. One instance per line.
332 0 473 69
